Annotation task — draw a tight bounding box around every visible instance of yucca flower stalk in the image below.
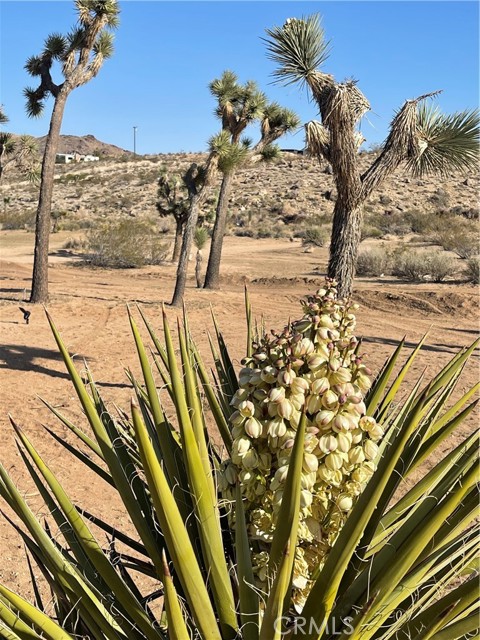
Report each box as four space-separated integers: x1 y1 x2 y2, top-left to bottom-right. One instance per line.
221 281 382 609
0 284 478 639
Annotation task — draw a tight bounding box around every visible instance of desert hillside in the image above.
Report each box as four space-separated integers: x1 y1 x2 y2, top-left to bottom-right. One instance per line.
1 136 478 239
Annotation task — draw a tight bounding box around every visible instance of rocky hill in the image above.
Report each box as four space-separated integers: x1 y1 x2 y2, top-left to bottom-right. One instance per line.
35 133 131 158
1 138 478 249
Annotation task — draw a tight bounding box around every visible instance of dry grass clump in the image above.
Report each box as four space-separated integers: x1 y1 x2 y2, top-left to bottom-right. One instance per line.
86 219 169 268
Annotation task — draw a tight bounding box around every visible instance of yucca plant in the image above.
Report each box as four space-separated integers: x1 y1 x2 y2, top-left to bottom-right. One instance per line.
0 283 478 639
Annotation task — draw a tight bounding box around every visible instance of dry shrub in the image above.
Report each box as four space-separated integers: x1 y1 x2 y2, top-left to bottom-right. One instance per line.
464 257 480 284
0 209 36 230
87 219 168 268
392 249 456 282
355 248 391 277
301 226 327 247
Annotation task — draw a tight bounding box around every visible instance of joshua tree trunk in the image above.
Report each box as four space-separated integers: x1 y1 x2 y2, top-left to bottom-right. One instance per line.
30 89 69 303
172 218 184 263
195 250 203 288
171 195 201 307
203 172 233 289
328 198 364 299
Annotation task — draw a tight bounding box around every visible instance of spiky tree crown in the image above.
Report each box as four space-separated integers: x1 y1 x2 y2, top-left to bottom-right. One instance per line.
24 0 119 118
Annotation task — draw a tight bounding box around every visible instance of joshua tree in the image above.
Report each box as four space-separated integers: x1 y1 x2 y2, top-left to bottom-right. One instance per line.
156 169 190 262
25 0 119 303
170 132 228 307
0 107 39 183
203 73 300 290
264 15 480 298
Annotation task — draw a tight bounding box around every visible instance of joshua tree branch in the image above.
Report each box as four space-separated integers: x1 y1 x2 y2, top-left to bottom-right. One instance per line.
360 91 442 200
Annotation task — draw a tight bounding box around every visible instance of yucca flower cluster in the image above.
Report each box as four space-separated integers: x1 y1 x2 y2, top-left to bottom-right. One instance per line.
220 280 383 609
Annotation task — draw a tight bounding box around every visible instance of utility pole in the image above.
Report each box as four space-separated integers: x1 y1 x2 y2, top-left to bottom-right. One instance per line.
133 125 138 158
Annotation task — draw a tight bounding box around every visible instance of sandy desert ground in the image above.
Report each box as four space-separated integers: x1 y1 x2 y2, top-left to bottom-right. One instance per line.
0 229 478 600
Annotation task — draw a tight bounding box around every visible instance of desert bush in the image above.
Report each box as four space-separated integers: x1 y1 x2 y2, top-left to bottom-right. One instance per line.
404 209 432 234
301 226 327 247
86 219 169 267
355 247 391 276
0 208 36 230
0 284 477 638
432 226 479 258
392 249 430 281
365 210 411 236
62 237 88 250
464 256 480 284
360 223 383 240
392 249 456 282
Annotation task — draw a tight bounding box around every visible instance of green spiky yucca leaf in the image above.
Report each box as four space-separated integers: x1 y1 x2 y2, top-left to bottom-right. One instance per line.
0 286 478 639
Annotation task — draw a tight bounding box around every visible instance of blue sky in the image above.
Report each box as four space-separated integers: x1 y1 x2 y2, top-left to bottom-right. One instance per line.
0 1 478 154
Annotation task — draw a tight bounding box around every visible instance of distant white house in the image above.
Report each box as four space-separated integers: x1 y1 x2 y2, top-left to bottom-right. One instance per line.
55 152 99 164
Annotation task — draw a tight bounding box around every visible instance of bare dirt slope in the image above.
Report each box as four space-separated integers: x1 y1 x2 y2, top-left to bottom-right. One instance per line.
0 231 478 600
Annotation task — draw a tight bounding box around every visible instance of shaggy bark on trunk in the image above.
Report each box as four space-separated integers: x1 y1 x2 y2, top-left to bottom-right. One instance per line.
30 90 68 302
327 201 363 299
171 195 201 307
203 171 233 289
172 218 184 263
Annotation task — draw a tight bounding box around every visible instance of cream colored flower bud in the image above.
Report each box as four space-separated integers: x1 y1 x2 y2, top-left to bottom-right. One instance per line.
269 387 285 403
364 439 379 461
307 355 326 371
307 394 323 414
242 449 259 470
235 436 251 455
337 494 353 512
300 489 313 509
261 366 277 383
289 408 302 429
277 398 293 420
301 471 316 490
250 370 262 385
253 388 268 402
272 490 284 511
316 327 330 341
289 393 305 411
325 451 344 471
350 400 366 415
351 428 363 444
348 446 366 464
356 373 372 392
351 467 369 484
319 314 334 328
315 410 335 427
367 423 384 440
330 367 352 384
232 425 243 439
230 410 244 426
238 368 253 386
311 377 330 395
268 417 287 438
333 414 352 431
278 369 296 386
245 417 263 439
319 434 338 454
336 431 352 452
291 377 310 394
322 390 339 410
238 400 255 417
317 464 335 483
303 452 319 473
267 402 278 418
